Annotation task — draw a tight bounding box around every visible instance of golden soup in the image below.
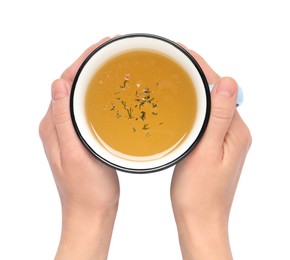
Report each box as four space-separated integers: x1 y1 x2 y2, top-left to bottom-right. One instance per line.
85 50 197 157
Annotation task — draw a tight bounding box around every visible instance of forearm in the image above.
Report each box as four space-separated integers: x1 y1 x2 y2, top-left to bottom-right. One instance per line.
173 211 233 260
55 206 118 260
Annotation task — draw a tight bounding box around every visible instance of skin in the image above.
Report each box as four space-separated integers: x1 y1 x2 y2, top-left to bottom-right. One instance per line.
39 37 251 260
171 44 252 259
39 37 120 260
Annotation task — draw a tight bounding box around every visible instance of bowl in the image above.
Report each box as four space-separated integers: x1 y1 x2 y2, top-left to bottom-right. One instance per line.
70 33 210 173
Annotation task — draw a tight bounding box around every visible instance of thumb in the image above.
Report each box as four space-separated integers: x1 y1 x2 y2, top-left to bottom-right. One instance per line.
201 77 238 151
51 79 70 125
51 79 78 151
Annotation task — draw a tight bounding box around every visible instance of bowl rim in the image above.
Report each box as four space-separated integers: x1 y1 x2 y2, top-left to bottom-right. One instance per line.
70 33 211 173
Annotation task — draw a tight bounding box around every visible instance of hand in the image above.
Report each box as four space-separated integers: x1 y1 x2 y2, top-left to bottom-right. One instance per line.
171 45 252 260
39 37 120 260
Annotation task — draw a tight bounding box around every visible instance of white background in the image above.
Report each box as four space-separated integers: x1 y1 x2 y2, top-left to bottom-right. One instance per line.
1 0 289 259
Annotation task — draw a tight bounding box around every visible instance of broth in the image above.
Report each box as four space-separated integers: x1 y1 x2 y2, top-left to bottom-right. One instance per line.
85 50 197 157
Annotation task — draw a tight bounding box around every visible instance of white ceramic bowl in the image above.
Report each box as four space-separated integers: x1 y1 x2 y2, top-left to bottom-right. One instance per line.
70 33 211 173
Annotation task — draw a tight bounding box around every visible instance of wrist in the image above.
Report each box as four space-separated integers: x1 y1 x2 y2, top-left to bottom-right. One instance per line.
173 212 232 260
55 205 118 260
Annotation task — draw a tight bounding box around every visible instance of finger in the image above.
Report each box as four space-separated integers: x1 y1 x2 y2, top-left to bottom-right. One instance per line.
224 111 252 159
51 78 82 154
221 110 252 188
39 102 61 166
61 37 111 85
199 77 238 156
177 42 220 84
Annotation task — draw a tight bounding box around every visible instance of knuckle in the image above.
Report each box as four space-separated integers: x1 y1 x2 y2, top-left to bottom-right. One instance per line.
241 124 252 149
211 106 234 120
53 110 71 126
39 117 49 140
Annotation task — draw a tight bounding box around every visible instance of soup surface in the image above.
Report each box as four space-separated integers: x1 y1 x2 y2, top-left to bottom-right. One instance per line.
85 50 197 157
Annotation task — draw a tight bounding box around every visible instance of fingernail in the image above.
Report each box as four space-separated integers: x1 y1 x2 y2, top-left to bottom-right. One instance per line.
52 80 69 100
215 78 237 97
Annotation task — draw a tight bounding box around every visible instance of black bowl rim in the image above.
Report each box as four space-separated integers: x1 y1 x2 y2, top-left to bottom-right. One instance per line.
70 33 211 173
